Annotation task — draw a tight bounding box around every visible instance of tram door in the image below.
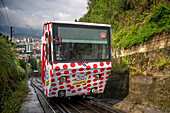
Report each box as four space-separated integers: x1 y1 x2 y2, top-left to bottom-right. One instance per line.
46 30 52 81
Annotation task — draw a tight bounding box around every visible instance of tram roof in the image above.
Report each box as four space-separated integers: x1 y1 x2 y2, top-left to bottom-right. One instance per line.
45 21 111 27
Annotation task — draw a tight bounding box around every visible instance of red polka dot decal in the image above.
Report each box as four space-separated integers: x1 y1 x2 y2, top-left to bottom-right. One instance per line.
59 86 64 89
100 77 104 80
70 86 74 89
51 83 56 87
106 72 110 75
51 92 56 95
72 74 76 77
83 86 87 89
55 66 60 71
99 81 103 84
57 77 60 81
72 90 76 93
79 68 84 71
86 66 91 70
87 80 91 83
64 71 69 74
107 67 111 70
99 85 103 88
93 70 98 73
93 83 97 86
106 76 109 79
66 80 71 83
100 68 105 72
53 88 58 91
87 84 91 87
51 79 55 82
63 64 68 69
59 82 63 85
67 89 71 92
70 63 75 67
87 88 91 91
81 93 85 95
76 85 81 87
56 72 61 76
66 84 71 88
100 62 104 67
87 71 91 74
99 89 103 92
77 88 82 91
72 69 76 73
106 62 110 65
93 64 98 68
78 62 82 66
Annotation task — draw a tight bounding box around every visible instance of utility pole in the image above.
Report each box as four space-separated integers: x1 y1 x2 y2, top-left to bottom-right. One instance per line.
10 26 14 42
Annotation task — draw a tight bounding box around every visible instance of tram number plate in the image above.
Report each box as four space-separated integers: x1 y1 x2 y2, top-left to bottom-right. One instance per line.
72 80 87 86
72 75 89 86
46 79 49 87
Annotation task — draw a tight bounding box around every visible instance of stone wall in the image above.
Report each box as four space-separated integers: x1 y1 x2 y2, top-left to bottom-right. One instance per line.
122 30 170 56
123 31 170 111
105 31 170 111
103 72 129 100
127 76 170 111
127 46 170 77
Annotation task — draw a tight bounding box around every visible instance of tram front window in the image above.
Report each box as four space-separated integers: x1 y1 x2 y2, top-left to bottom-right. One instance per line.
53 25 110 62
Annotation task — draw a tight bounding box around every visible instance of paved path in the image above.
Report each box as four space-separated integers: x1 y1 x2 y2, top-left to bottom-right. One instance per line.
19 79 44 113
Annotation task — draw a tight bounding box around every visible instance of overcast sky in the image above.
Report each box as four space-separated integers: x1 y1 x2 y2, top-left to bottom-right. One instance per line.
0 0 88 29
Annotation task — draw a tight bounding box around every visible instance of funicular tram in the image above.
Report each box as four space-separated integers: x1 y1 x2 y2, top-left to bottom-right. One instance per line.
41 21 111 97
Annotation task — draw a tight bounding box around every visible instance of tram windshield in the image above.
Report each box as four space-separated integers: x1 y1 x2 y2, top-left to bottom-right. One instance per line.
53 24 111 62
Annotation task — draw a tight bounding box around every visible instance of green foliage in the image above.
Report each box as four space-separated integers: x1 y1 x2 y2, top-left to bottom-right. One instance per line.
0 34 27 112
79 0 169 49
111 58 130 74
37 59 41 76
1 79 27 113
114 5 170 48
19 59 27 70
153 56 170 70
28 57 37 70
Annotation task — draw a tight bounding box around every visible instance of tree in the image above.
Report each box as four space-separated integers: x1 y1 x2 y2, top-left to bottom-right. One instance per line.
28 57 37 70
19 59 26 70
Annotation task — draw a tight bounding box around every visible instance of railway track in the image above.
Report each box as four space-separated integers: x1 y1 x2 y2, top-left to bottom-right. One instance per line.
31 77 125 113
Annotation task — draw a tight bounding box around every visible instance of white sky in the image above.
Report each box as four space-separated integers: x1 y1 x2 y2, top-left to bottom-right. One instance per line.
0 0 88 29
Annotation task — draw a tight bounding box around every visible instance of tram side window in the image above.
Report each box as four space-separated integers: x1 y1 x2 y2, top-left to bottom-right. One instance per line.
49 31 52 64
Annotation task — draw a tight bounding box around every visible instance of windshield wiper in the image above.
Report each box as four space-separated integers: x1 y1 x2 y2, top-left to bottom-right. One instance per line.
71 49 87 67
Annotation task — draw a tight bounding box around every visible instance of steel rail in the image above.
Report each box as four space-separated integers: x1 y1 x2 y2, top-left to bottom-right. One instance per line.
85 100 124 113
78 101 100 113
60 103 72 113
31 77 66 113
67 103 82 113
31 77 56 113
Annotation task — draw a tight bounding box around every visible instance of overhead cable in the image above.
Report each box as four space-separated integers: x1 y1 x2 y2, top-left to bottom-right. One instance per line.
0 9 7 25
1 0 11 26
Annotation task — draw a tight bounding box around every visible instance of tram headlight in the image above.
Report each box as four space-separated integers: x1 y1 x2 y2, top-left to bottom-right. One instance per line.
95 74 101 80
60 76 67 82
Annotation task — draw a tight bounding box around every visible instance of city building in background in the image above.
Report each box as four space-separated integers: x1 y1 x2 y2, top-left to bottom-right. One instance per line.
13 37 41 63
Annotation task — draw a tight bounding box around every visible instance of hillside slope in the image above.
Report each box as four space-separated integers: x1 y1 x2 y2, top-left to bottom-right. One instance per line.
79 0 170 48
0 34 27 112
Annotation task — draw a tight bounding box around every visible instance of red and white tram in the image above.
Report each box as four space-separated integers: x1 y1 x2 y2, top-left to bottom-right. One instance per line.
41 21 111 97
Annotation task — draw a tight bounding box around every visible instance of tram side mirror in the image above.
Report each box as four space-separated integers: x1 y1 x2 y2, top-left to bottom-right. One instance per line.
54 37 62 47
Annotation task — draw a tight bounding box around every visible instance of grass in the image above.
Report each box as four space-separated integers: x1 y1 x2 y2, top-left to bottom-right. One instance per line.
111 57 130 74
113 5 170 48
1 79 28 113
